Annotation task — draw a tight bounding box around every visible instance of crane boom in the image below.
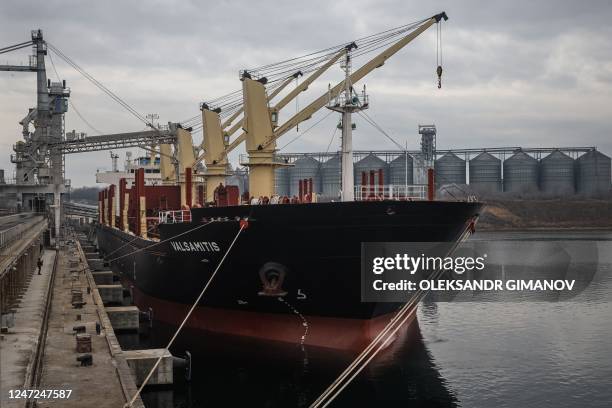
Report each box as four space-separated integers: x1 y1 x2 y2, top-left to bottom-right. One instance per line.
222 73 296 133
223 47 348 157
263 13 446 150
49 129 175 154
191 72 301 172
272 48 347 113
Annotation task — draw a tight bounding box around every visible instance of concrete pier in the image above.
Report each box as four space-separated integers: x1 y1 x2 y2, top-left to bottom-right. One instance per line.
123 349 174 386
0 226 145 407
91 270 114 285
0 250 54 406
96 284 123 305
106 306 139 331
87 259 105 271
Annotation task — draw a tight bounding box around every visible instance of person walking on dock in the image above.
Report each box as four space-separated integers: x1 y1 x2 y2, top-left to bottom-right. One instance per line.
37 257 43 275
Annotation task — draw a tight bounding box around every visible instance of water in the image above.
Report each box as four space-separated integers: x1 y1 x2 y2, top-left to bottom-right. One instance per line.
120 231 612 408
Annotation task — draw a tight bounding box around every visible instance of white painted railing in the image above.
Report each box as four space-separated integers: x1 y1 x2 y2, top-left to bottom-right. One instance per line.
0 215 45 250
158 210 192 224
354 184 427 201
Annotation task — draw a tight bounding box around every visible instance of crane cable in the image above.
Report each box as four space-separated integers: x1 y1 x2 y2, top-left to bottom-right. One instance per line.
356 111 405 150
436 21 443 89
195 18 429 119
278 110 334 151
181 74 291 129
46 42 154 128
47 52 104 135
125 222 246 407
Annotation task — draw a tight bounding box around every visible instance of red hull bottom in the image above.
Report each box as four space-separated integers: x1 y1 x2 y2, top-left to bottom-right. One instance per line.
127 282 415 352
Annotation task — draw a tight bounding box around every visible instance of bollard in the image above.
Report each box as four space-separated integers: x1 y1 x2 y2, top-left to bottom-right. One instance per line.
76 354 93 367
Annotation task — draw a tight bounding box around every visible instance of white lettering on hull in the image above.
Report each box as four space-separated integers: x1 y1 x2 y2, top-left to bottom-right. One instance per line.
170 241 220 252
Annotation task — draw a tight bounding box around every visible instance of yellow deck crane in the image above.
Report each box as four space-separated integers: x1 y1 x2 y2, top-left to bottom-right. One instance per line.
196 73 299 200
240 12 448 198
197 47 348 201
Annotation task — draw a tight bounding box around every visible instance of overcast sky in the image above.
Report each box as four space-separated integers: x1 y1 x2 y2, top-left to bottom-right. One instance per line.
1 0 611 187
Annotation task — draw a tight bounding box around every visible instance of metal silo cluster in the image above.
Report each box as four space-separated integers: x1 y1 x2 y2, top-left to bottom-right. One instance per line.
540 150 575 195
434 153 466 186
389 153 414 186
288 156 321 196
354 154 388 186
320 155 341 199
576 150 612 195
469 152 501 193
503 151 539 193
274 167 290 196
275 148 610 199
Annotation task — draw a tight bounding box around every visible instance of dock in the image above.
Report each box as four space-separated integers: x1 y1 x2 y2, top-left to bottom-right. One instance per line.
0 220 147 407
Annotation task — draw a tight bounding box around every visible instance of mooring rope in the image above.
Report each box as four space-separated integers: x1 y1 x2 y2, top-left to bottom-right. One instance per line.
124 222 246 407
309 225 474 408
106 220 215 263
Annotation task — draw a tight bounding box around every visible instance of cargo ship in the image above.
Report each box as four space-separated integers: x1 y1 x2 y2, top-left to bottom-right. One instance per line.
97 196 480 351
94 12 481 351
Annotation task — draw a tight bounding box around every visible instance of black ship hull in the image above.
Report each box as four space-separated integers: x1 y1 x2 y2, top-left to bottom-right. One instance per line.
96 200 481 350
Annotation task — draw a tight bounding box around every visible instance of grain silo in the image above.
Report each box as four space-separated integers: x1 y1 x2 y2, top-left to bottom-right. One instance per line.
540 150 575 195
389 153 414 186
289 156 321 196
274 167 290 196
320 155 341 199
469 152 501 193
354 154 388 187
434 153 466 186
576 150 611 195
503 151 539 193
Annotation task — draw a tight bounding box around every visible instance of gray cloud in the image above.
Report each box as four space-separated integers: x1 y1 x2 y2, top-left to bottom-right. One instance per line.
1 0 611 186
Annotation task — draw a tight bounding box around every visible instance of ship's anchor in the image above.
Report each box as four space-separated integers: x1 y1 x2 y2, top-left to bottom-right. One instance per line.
258 262 288 296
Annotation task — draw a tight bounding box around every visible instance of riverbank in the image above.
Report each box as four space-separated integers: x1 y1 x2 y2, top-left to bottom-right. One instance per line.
477 199 612 231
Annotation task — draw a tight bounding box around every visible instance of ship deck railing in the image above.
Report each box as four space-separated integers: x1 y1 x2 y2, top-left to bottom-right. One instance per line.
158 209 192 224
354 184 427 201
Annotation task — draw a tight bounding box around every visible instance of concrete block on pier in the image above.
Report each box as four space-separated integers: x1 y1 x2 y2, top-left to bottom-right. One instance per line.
91 271 114 285
87 259 105 271
106 306 139 331
123 349 173 386
85 252 99 260
97 284 123 304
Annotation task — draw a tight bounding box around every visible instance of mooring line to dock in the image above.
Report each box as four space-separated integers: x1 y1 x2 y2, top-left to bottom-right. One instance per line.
70 221 216 276
101 225 158 259
106 220 215 264
124 222 246 408
309 225 475 408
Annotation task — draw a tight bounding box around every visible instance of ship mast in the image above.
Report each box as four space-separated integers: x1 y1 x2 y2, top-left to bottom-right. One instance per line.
327 45 368 202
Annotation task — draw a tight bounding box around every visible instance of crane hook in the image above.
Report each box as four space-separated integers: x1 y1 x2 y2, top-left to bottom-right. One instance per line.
436 19 443 89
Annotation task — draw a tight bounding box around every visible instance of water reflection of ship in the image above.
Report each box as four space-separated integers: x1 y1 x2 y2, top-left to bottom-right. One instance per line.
425 235 600 303
122 316 457 408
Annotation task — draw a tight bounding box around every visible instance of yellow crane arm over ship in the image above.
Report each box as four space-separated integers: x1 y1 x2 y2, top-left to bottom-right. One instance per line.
241 12 448 197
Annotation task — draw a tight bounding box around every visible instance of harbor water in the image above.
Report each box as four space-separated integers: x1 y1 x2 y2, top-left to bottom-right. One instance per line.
119 231 612 408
